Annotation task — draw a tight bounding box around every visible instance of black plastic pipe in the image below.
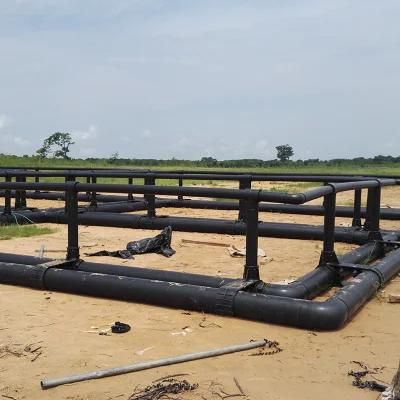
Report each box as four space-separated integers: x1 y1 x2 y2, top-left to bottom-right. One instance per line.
5 210 372 244
1 168 398 183
0 191 153 204
164 199 400 220
0 245 399 330
0 233 394 300
1 180 391 205
4 191 400 220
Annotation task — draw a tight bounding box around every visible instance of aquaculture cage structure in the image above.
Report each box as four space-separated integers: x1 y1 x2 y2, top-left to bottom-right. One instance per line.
0 167 400 330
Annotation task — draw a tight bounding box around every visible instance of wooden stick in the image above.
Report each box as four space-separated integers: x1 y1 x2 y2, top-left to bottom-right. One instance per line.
181 239 230 247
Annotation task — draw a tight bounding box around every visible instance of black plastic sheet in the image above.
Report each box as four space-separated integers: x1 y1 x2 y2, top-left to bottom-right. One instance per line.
86 226 175 259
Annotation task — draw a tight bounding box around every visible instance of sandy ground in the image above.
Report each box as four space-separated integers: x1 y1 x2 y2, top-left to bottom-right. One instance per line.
0 185 399 400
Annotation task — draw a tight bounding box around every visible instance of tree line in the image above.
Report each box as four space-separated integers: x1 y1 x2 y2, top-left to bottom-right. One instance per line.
3 132 398 168
34 133 298 163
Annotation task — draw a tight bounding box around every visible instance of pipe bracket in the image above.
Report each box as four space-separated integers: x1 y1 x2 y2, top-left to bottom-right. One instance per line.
37 258 81 287
215 279 260 316
327 262 385 287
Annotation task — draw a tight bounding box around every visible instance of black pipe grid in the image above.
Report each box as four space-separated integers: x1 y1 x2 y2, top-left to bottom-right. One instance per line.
1 168 399 218
3 165 400 179
0 176 396 282
3 167 400 182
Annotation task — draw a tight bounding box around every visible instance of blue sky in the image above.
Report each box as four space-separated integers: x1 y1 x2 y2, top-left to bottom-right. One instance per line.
0 0 399 160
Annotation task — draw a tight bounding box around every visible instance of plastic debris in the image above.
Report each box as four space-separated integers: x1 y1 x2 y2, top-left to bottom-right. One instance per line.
111 321 131 334
228 245 266 257
85 226 175 259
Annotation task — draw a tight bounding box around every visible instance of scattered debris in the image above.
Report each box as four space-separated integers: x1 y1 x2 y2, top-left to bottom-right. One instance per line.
199 315 222 329
85 227 175 259
31 351 43 362
170 327 192 336
153 374 190 383
249 339 282 356
111 321 131 334
84 321 131 335
0 344 24 359
181 239 229 247
348 361 388 393
128 378 198 400
388 294 400 303
228 245 266 258
207 380 247 399
0 342 44 362
2 395 18 400
233 377 246 396
84 328 111 336
349 370 387 392
135 347 154 356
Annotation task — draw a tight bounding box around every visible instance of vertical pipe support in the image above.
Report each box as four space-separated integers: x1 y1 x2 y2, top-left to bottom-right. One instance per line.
128 177 133 201
86 177 91 197
243 197 260 281
90 176 97 208
319 188 338 265
65 182 80 261
35 168 40 192
64 175 75 213
14 175 22 210
3 174 12 216
20 175 27 208
364 181 381 235
144 174 156 218
65 174 75 183
352 189 362 227
178 177 183 200
238 176 252 221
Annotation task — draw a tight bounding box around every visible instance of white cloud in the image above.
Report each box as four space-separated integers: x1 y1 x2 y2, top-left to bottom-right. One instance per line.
141 129 153 138
3 134 30 148
72 125 98 141
13 136 30 147
0 114 11 130
78 147 97 157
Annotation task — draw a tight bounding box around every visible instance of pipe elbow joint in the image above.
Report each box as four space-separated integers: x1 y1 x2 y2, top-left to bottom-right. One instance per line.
301 298 349 331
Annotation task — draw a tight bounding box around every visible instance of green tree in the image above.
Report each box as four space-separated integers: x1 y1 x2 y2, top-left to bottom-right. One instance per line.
36 132 74 159
109 152 119 164
200 157 218 167
275 144 294 162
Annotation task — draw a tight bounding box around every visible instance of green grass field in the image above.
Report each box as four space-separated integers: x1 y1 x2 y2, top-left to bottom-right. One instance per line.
1 155 400 189
0 225 54 240
1 154 400 175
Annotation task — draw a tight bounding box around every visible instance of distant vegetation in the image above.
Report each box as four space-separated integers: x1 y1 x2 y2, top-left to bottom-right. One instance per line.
1 153 400 175
2 135 399 175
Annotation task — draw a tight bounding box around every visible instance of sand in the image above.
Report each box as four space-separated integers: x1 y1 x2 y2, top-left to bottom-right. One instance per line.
0 185 399 399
